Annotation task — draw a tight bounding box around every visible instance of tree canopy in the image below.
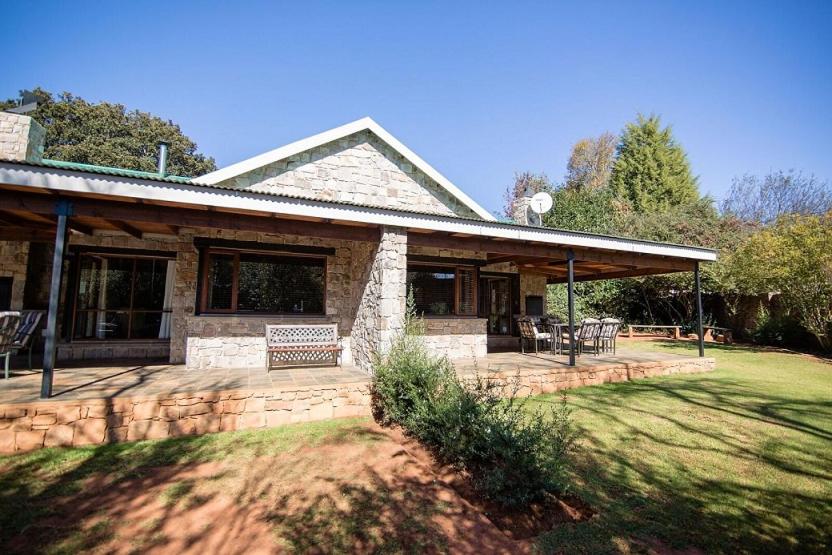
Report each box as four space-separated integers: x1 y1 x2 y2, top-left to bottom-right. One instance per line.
564 132 616 191
610 114 699 212
721 171 832 225
1 88 216 177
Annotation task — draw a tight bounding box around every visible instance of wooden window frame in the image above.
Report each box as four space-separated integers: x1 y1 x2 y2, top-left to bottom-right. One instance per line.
70 252 173 342
406 262 478 318
198 248 328 316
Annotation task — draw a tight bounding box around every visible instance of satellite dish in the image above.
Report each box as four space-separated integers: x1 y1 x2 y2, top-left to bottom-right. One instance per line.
530 192 553 214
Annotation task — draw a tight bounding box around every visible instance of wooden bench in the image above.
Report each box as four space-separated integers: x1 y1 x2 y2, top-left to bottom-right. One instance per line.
265 324 343 370
627 324 681 339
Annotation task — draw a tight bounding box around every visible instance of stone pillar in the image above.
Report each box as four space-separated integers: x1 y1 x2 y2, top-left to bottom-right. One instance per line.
0 112 45 162
351 226 407 372
170 229 198 364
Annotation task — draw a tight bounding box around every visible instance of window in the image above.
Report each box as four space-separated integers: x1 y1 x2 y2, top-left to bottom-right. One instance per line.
199 250 325 315
73 254 175 340
406 264 477 316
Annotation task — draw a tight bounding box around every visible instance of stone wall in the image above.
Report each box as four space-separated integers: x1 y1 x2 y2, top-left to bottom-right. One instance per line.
351 227 408 370
0 240 28 310
0 112 45 162
520 272 548 315
463 357 717 397
216 130 480 219
423 318 488 359
0 380 372 453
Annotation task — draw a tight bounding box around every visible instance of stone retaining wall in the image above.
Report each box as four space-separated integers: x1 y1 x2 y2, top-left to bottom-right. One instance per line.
464 357 717 396
0 381 371 454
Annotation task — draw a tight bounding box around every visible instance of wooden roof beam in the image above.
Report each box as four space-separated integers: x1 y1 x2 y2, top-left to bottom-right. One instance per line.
106 219 144 239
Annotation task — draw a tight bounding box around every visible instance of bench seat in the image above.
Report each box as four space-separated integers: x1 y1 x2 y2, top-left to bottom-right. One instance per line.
265 324 343 370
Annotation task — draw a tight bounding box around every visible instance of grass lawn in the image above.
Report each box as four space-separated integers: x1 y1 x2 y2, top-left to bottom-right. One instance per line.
1 341 830 553
532 340 832 554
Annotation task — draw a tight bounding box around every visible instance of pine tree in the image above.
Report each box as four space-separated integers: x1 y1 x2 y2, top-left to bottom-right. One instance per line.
610 114 699 212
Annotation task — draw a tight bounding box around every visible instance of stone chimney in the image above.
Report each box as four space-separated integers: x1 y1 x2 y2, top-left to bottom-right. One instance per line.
511 185 541 226
0 112 45 163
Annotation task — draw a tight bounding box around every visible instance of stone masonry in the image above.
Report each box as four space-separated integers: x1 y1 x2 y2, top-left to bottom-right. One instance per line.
0 380 372 453
350 226 408 370
0 240 28 310
0 112 45 162
215 130 480 219
422 318 488 359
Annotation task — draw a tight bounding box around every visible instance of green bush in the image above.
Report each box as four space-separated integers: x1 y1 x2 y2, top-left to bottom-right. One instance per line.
372 291 576 509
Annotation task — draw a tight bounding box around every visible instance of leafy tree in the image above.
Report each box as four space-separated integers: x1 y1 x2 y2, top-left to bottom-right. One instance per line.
1 88 215 176
564 132 616 191
610 114 699 212
721 171 832 225
726 213 832 350
543 185 622 235
502 171 551 219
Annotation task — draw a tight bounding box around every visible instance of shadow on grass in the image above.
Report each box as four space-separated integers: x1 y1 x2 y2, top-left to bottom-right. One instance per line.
531 370 832 554
0 419 387 554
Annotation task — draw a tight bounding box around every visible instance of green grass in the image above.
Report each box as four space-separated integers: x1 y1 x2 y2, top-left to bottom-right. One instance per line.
533 341 832 554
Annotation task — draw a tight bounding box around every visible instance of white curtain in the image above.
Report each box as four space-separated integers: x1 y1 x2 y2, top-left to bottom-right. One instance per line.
94 258 108 338
158 260 176 339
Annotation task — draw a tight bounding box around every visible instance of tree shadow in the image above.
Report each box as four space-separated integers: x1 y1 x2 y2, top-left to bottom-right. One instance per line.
529 372 832 553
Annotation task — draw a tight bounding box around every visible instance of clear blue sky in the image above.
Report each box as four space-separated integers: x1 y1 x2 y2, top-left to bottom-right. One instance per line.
2 1 830 215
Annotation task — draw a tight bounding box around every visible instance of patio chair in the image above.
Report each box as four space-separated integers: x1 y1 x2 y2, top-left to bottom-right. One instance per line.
518 318 551 354
562 318 602 356
598 318 622 355
0 311 21 379
11 310 44 370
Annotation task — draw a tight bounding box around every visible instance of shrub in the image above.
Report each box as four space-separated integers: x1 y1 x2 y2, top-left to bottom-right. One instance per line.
372 291 576 509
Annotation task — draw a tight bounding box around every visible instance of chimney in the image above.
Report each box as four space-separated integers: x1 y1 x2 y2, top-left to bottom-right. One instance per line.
157 141 169 176
0 112 45 163
511 183 541 226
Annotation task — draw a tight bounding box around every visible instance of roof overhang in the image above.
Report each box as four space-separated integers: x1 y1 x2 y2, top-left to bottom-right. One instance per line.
0 161 716 282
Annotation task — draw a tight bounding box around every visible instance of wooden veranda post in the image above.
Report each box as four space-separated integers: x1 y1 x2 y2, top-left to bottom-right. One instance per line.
567 249 576 367
41 200 71 399
694 261 705 358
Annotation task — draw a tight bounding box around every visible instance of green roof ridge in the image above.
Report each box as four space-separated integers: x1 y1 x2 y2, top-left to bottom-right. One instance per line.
41 158 192 182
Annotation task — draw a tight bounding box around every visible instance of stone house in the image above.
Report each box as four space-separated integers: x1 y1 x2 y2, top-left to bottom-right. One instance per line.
0 112 716 383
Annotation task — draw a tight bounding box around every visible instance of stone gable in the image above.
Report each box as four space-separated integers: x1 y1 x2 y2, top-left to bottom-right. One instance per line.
215 130 481 219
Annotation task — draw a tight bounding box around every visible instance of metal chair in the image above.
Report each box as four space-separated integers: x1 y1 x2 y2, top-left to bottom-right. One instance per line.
563 318 602 356
518 318 551 354
598 318 621 355
12 311 44 370
0 311 22 379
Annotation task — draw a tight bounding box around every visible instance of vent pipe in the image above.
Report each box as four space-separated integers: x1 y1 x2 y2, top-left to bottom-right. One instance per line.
157 141 169 176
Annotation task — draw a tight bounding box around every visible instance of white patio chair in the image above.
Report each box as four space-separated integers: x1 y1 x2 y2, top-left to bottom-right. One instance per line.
12 311 44 370
518 318 551 354
598 318 622 355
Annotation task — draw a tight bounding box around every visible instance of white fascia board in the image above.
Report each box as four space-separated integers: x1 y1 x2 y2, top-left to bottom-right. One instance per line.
0 162 717 262
194 117 497 221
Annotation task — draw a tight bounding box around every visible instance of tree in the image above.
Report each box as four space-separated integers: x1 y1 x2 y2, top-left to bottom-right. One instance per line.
564 132 616 191
727 213 832 350
543 186 622 235
1 88 216 176
610 114 699 212
502 171 551 219
721 171 832 225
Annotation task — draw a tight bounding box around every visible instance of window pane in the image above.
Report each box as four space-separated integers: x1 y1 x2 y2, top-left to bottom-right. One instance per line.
133 259 168 310
406 267 455 315
103 258 134 310
238 254 324 314
131 312 164 339
208 254 234 310
458 268 475 315
76 257 103 310
74 311 128 339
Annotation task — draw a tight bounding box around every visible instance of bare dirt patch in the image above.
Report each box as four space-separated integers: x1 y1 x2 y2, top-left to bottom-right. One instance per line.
7 422 574 554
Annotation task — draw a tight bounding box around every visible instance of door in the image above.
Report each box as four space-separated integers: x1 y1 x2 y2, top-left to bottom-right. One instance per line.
479 276 511 335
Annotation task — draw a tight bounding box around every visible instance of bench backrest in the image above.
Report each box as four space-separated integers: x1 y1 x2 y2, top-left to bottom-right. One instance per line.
266 324 338 347
14 310 43 346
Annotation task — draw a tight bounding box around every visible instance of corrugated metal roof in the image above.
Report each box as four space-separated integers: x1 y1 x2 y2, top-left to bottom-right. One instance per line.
0 157 717 256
